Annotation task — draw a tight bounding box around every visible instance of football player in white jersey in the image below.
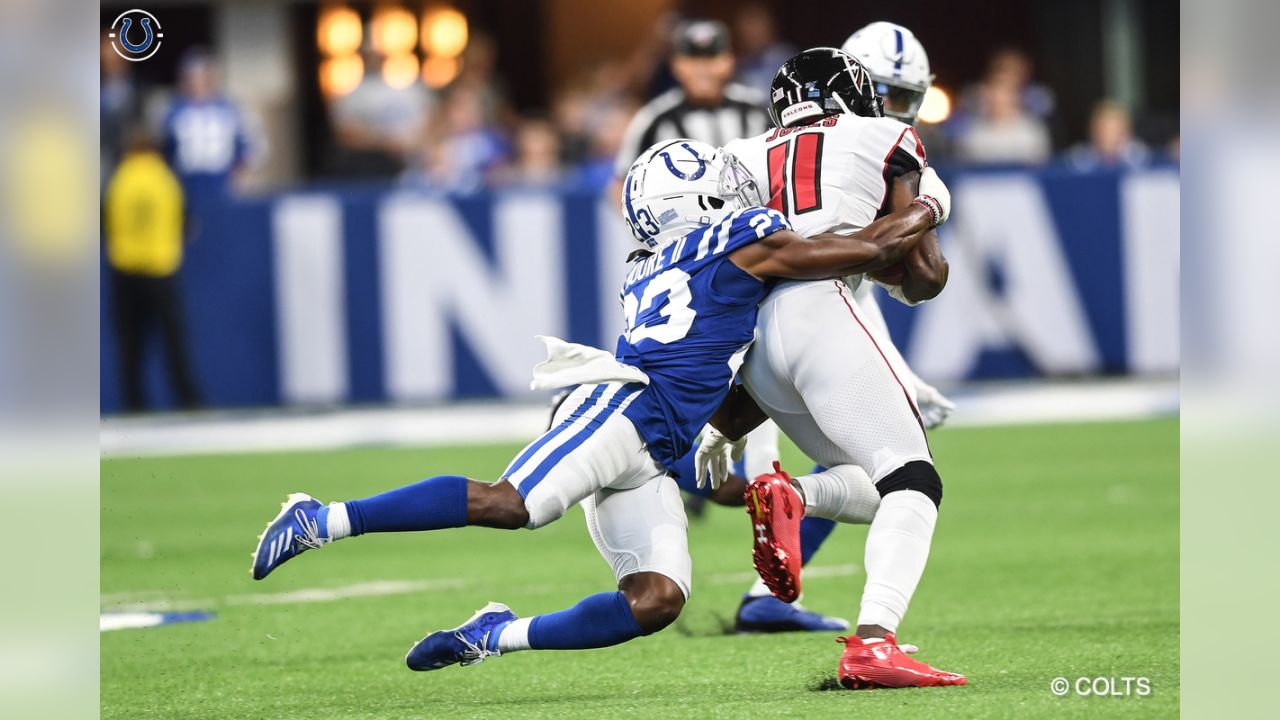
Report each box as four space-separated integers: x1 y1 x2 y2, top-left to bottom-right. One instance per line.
704 48 965 688
652 23 958 637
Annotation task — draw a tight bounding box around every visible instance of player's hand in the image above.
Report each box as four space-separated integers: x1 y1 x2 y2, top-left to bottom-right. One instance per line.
913 167 951 227
695 425 746 490
914 379 956 429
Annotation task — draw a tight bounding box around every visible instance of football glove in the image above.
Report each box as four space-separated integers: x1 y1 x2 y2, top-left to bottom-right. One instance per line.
913 166 951 227
695 425 746 491
914 379 956 430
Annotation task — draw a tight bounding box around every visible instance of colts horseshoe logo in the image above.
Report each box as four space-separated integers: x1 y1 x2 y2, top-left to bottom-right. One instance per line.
659 143 708 181
109 10 164 62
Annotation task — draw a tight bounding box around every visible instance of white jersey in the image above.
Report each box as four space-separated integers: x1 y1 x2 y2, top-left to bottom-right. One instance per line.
722 113 927 239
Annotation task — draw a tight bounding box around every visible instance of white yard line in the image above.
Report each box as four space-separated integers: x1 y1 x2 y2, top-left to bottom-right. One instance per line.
100 378 1177 459
102 564 863 619
101 578 465 614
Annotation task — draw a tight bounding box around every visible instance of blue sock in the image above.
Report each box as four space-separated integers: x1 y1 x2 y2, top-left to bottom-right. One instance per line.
338 475 469 536
526 591 645 649
799 516 837 565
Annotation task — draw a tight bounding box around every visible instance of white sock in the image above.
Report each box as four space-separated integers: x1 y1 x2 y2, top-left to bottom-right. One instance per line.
793 465 880 524
496 617 533 653
745 577 772 598
742 421 782 480
857 489 937 632
323 502 352 540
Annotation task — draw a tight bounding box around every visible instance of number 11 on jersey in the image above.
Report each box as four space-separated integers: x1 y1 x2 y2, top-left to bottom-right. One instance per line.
766 133 825 216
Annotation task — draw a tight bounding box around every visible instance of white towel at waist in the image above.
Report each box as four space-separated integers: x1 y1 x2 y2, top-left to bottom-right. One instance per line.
529 335 650 391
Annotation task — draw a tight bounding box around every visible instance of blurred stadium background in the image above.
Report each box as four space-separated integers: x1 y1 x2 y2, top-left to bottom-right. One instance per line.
99 0 1177 427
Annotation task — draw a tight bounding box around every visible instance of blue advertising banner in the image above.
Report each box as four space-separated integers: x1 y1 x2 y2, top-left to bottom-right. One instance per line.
101 166 1179 413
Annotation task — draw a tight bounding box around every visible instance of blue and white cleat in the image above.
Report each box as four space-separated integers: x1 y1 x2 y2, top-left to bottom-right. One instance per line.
734 594 851 633
250 493 329 580
406 601 517 671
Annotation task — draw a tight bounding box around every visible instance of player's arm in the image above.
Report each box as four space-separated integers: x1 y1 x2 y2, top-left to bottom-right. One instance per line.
708 383 768 441
729 201 934 280
889 170 949 303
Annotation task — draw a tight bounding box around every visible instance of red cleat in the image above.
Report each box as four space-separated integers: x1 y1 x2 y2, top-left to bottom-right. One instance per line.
744 462 803 603
836 633 967 689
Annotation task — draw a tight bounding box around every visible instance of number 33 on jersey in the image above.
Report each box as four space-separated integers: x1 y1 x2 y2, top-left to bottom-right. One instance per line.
615 206 788 469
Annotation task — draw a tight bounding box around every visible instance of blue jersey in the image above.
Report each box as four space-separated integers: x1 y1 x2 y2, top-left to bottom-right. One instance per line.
617 206 789 469
161 96 252 204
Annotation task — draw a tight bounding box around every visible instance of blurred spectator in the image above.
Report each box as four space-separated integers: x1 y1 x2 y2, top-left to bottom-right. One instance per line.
506 117 562 187
160 48 261 208
406 86 510 191
1066 100 1151 171
331 51 434 178
964 48 1056 121
100 37 141 178
732 3 795 98
611 20 769 199
449 33 508 125
555 61 642 168
956 73 1052 164
553 87 594 166
104 130 203 412
574 101 638 189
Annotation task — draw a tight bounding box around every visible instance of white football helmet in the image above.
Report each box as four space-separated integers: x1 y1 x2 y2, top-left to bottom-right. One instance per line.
622 139 763 250
841 22 933 123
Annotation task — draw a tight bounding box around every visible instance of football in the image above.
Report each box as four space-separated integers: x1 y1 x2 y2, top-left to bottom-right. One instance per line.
869 261 906 285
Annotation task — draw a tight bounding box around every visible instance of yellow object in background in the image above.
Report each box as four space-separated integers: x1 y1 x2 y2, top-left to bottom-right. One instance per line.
105 152 185 277
2 109 96 269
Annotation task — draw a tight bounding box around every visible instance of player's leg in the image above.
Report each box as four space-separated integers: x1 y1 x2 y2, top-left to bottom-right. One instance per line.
733 419 854 631
743 282 961 685
737 463 858 610
406 475 686 671
250 382 643 580
496 479 690 652
739 460 871 613
783 283 937 638
853 280 955 429
793 291 961 685
502 476 692 648
737 405 883 602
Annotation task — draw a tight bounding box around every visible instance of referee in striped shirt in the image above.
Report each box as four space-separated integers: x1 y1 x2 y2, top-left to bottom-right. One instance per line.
611 20 770 200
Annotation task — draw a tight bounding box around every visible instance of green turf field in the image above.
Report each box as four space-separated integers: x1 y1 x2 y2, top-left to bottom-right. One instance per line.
101 417 1178 719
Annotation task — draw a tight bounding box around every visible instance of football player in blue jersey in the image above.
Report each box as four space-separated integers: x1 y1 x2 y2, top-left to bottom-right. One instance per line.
248 138 950 672
544 391 851 633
